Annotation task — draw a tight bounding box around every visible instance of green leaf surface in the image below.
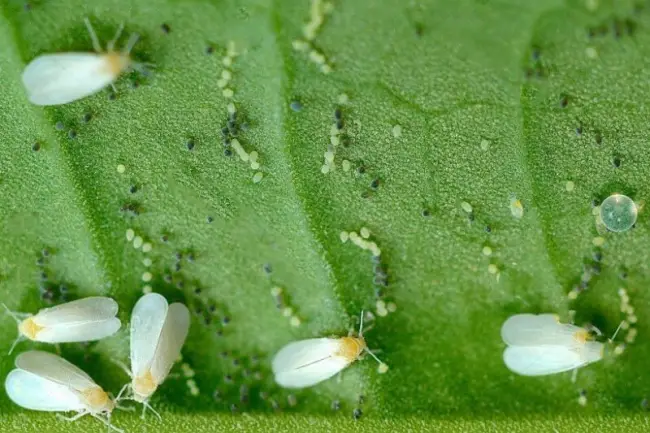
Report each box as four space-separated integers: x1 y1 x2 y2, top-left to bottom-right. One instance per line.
1 0 649 431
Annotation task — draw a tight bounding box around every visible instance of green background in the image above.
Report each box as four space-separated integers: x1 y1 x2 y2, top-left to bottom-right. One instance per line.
1 0 649 431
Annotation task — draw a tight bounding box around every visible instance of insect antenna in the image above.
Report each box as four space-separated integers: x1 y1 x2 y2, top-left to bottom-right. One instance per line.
609 321 624 342
83 18 103 53
107 23 125 52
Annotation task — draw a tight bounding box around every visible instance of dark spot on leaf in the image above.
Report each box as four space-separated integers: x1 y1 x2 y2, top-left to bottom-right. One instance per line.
55 122 64 131
624 19 637 36
224 148 232 157
263 263 272 274
612 155 621 168
593 250 603 262
370 179 380 189
129 185 138 194
108 92 117 100
331 400 340 411
222 316 230 325
613 20 622 38
421 209 431 217
531 47 540 61
559 94 568 108
82 113 92 123
353 408 362 420
414 22 423 37
590 263 601 275
41 248 50 257
32 142 40 151
68 130 77 140
206 45 214 55
595 131 602 145
161 23 171 34
485 225 492 233
290 101 303 112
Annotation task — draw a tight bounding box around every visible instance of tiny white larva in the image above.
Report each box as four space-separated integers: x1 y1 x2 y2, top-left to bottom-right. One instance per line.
22 18 140 106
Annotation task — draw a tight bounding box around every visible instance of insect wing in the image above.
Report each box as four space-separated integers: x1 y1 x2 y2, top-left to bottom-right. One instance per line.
150 303 190 385
272 338 350 389
130 293 168 377
5 369 84 412
23 53 116 106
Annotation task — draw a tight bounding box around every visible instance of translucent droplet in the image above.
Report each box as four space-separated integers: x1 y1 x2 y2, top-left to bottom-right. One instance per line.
599 194 637 232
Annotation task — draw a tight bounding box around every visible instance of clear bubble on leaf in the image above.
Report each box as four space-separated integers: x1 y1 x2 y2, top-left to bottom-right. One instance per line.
599 194 637 232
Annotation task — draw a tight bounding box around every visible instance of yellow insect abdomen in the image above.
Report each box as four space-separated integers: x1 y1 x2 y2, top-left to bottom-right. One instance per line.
336 336 366 362
103 52 130 76
133 370 158 402
81 386 113 413
573 329 591 344
18 317 44 340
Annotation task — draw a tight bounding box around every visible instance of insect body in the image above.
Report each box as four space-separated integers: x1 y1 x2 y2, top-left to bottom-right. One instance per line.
116 293 190 418
22 18 139 106
4 296 121 354
272 311 384 389
501 313 604 377
5 350 121 432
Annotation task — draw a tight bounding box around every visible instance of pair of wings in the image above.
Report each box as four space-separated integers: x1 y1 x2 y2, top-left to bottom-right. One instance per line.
22 53 118 106
5 351 97 411
501 314 603 376
31 297 121 343
272 338 351 389
130 293 190 386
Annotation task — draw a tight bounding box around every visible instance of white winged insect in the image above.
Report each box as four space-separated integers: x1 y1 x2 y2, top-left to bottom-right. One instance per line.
4 350 122 432
272 311 386 389
3 297 121 354
22 17 140 106
501 313 617 378
115 293 190 419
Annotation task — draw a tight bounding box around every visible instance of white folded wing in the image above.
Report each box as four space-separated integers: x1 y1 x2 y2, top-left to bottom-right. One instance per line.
32 296 121 343
272 338 351 389
22 53 116 106
5 350 96 411
130 293 190 385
